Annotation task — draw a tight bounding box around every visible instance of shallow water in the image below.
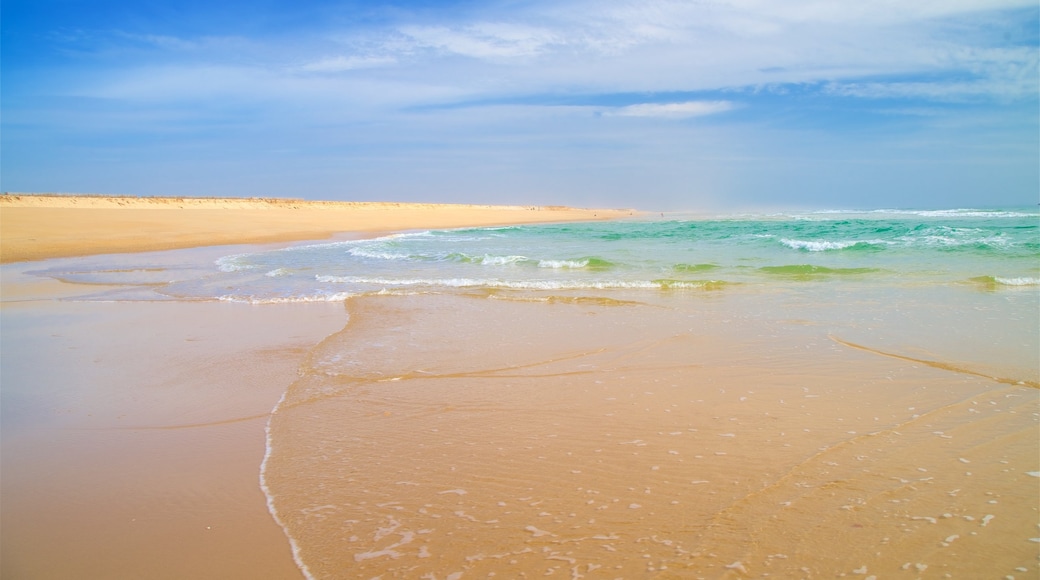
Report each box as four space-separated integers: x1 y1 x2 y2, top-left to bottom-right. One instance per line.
260 291 1037 579
15 208 1040 578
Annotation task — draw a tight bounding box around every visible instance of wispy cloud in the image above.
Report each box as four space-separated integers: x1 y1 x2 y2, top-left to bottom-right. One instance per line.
608 101 735 118
47 0 1037 107
398 23 564 61
3 0 1037 207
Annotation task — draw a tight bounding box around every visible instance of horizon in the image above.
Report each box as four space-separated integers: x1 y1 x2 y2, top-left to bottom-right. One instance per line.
2 0 1038 211
3 191 1036 215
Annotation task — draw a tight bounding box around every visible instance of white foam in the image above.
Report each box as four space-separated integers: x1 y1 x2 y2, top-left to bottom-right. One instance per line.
315 275 663 291
478 254 529 266
264 268 292 277
214 254 257 272
868 208 1036 219
217 292 354 304
347 247 412 260
260 390 317 580
995 277 1040 286
890 225 1018 249
780 238 883 251
538 259 589 268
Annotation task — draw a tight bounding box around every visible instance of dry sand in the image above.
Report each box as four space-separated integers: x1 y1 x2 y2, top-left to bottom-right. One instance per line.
0 194 634 263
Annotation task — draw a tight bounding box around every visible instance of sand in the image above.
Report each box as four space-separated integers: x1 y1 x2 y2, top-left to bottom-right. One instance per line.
0 195 632 579
2 196 1036 579
264 292 1039 578
0 194 634 263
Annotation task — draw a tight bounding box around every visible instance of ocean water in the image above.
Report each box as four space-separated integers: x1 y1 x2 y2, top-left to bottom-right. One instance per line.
39 207 1039 378
37 207 1039 301
181 207 1040 301
26 207 1040 578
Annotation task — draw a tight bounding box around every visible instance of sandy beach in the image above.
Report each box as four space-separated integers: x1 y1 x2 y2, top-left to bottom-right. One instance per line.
0 194 634 263
0 195 632 578
1 196 1036 579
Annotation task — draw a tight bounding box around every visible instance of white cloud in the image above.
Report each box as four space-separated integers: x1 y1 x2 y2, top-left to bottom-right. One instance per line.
398 22 564 60
59 0 1040 111
609 101 735 118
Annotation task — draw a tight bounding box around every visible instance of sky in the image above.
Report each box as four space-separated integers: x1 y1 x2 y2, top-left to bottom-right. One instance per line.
2 0 1037 210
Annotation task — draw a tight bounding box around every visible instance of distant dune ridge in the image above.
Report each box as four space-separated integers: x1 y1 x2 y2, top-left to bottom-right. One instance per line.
0 193 635 263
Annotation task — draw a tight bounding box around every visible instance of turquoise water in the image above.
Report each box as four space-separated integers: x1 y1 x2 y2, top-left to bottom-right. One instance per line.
167 207 1039 302
28 207 1040 378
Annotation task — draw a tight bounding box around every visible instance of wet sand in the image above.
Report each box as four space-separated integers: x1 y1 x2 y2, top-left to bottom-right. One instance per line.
0 197 633 579
264 292 1039 579
1 263 347 578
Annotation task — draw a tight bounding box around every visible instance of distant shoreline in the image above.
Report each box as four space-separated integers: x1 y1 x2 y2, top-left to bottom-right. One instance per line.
0 193 637 263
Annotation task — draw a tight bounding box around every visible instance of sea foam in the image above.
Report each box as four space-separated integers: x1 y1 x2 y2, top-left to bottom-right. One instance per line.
994 277 1040 286
215 254 257 272
780 238 883 252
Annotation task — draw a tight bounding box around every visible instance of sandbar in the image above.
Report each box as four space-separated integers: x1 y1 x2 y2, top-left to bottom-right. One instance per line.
0 194 634 263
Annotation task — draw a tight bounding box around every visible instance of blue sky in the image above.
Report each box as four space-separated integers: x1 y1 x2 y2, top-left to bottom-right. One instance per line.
2 0 1037 210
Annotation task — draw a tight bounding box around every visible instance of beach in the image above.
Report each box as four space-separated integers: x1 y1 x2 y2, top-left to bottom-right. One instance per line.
0 196 634 578
1 197 1037 579
0 194 633 263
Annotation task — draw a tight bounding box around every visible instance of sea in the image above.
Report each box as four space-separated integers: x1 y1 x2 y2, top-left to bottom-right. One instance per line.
44 207 1038 298
26 207 1040 578
40 206 1039 378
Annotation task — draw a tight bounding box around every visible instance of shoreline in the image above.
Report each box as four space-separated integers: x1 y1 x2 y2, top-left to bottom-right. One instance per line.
2 200 1036 578
0 194 637 263
0 196 636 578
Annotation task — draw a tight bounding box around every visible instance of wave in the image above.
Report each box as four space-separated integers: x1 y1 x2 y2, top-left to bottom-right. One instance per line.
440 254 617 269
217 291 356 304
347 247 413 261
893 224 1016 250
995 276 1040 286
781 230 1021 253
780 238 885 252
870 208 1038 219
537 257 615 270
446 253 531 266
480 254 530 266
969 276 1040 289
215 254 257 272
